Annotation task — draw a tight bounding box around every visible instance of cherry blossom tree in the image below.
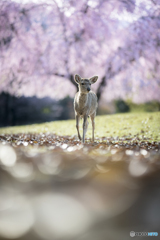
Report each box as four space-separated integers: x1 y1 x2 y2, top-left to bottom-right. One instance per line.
0 0 160 103
100 0 160 103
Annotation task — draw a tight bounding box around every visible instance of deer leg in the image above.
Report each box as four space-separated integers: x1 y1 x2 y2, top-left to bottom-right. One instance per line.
76 114 81 140
90 113 95 142
82 115 88 143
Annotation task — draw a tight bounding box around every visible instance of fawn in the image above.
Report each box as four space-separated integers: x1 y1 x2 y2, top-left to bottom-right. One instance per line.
74 74 98 143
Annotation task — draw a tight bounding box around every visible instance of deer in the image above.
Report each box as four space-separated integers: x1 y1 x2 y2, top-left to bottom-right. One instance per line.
74 74 98 143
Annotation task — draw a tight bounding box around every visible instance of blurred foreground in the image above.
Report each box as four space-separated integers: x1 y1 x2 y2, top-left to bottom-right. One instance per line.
0 134 160 240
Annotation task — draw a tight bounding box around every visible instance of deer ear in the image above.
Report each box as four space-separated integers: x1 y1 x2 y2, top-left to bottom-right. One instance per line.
89 76 98 84
74 74 81 84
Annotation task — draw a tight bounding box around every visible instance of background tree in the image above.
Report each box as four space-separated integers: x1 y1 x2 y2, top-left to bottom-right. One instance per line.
0 0 160 104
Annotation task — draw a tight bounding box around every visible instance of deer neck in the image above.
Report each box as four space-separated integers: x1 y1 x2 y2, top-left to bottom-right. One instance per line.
78 92 88 107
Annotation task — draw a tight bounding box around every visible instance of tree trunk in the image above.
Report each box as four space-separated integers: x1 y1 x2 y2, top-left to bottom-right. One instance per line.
69 74 79 92
96 76 106 102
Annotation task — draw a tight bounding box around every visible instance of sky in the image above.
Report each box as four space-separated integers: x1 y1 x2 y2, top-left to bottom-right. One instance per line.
11 0 141 23
13 0 48 3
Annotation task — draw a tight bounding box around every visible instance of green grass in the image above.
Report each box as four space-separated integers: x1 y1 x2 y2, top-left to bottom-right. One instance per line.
0 112 160 141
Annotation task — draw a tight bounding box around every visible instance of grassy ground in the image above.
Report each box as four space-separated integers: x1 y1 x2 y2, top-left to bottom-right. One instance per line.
0 112 160 141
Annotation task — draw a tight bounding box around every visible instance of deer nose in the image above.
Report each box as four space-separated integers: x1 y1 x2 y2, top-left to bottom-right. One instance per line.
87 87 90 92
